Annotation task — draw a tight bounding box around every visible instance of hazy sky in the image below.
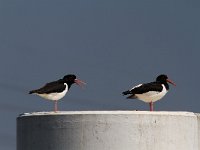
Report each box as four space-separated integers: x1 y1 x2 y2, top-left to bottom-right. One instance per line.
0 0 200 149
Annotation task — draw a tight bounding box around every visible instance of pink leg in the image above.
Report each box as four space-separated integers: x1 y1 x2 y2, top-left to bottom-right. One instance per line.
149 102 153 111
54 101 58 112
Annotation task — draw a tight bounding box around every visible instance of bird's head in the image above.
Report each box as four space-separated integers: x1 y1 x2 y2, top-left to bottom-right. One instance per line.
156 74 176 86
63 74 86 87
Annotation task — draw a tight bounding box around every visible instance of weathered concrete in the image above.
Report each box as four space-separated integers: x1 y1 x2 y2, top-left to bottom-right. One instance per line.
17 111 199 150
196 113 200 150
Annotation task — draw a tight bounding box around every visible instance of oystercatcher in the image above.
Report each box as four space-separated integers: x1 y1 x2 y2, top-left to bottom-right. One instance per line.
29 74 86 112
122 74 176 111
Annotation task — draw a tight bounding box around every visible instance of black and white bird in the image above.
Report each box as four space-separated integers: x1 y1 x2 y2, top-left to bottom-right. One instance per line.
122 74 176 111
29 74 86 112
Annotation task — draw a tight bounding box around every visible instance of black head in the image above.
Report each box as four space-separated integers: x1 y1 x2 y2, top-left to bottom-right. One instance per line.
63 74 76 85
156 74 176 86
62 74 86 88
156 74 168 83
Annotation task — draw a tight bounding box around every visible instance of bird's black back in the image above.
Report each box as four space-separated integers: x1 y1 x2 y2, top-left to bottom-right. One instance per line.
123 81 166 96
29 79 66 94
131 82 164 94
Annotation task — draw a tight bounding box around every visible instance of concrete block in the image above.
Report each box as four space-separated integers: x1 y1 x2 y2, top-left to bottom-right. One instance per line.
17 111 199 150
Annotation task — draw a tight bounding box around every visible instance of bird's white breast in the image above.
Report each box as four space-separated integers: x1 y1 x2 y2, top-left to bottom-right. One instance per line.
36 83 68 101
135 84 168 103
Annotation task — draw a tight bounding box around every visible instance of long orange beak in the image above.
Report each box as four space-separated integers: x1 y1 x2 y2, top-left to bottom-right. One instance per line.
75 79 86 88
167 79 176 86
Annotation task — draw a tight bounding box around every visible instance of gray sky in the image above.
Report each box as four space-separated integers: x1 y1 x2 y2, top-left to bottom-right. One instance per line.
0 0 200 149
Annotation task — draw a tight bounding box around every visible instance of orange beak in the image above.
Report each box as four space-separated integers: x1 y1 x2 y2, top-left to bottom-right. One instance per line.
167 79 176 86
75 79 86 88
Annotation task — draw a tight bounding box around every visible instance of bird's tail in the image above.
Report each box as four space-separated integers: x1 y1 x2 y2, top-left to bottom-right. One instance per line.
29 90 36 94
122 90 132 95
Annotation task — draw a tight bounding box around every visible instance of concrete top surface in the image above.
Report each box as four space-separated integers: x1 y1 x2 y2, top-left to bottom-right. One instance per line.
19 111 197 117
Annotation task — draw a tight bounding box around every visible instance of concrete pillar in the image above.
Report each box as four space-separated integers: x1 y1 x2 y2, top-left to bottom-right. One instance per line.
196 113 200 150
17 111 199 150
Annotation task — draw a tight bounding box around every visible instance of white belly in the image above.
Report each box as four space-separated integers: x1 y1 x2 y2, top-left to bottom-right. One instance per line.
136 85 168 103
36 83 68 101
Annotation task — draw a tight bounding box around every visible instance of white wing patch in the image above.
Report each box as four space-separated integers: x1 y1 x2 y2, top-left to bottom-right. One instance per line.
130 84 142 90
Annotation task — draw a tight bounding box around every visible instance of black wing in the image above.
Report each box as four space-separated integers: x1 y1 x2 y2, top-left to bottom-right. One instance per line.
131 82 163 94
29 80 66 94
